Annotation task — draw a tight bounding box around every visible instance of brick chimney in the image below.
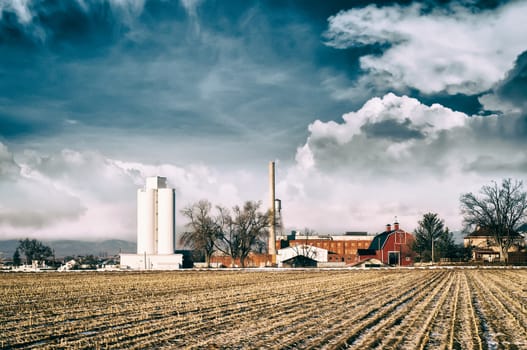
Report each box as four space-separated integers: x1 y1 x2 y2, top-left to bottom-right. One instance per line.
386 224 391 232
394 221 400 231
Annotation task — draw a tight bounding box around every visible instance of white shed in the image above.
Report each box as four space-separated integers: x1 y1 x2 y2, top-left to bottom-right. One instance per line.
277 245 328 267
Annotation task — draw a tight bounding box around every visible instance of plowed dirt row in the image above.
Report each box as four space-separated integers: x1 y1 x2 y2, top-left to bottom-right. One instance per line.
1 269 526 349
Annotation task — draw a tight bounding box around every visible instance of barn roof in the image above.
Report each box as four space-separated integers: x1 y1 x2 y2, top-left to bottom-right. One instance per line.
368 230 393 250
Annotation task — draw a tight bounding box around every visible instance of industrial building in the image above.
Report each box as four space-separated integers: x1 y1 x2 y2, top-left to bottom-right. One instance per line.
120 176 183 270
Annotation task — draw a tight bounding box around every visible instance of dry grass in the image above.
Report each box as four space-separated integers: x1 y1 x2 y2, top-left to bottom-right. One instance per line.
1 268 526 349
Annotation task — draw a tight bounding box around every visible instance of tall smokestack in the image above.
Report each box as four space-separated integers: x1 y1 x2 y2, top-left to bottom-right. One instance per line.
269 161 277 258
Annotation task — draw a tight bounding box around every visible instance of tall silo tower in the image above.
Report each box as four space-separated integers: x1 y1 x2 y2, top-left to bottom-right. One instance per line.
136 176 176 255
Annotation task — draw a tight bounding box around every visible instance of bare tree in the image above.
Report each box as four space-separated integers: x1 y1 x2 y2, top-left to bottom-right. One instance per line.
17 239 52 265
460 178 527 263
413 213 445 263
180 200 220 268
216 201 269 268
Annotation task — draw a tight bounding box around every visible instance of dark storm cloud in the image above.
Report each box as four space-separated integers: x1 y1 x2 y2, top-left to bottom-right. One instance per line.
478 50 527 142
1 0 498 153
492 51 527 110
0 114 40 138
0 0 360 165
0 1 134 50
361 118 426 141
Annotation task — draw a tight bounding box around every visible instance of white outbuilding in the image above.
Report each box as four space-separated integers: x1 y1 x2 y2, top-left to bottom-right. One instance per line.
277 245 328 268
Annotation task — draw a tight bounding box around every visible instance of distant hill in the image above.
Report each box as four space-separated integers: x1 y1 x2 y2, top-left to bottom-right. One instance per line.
0 239 136 259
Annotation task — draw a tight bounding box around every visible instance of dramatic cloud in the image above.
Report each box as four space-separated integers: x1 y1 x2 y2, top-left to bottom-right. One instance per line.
288 93 527 232
296 93 469 174
325 1 527 94
0 1 525 239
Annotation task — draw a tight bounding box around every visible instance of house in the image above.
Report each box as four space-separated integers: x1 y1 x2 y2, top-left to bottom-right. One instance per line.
358 222 415 266
464 226 525 262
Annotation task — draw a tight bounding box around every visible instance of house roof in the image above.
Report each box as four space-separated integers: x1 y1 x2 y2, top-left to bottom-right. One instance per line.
473 249 500 254
465 226 522 238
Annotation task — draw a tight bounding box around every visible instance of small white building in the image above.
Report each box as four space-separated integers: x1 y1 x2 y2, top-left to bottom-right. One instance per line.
120 176 183 270
120 253 183 270
277 245 328 267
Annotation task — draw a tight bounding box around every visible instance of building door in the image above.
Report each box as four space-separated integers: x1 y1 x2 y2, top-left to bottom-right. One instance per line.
388 251 400 265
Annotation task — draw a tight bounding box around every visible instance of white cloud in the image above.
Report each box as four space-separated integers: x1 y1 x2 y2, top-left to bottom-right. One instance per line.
2 85 526 241
325 2 527 94
296 93 471 174
284 93 527 233
0 143 266 241
1 92 525 240
108 0 145 24
0 0 32 24
180 0 202 18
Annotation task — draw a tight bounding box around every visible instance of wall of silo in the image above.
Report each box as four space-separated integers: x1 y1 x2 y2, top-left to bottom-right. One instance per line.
136 189 146 254
137 188 156 255
157 188 175 254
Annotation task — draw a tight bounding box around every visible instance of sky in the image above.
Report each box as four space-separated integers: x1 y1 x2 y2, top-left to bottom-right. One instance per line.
1 0 526 241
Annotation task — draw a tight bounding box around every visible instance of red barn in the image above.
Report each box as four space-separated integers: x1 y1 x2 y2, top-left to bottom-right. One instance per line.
358 222 415 266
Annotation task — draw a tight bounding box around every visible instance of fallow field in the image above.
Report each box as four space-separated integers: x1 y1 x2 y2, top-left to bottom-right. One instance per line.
1 268 526 349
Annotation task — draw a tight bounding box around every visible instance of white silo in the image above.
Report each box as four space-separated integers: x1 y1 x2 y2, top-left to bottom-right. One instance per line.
136 176 175 255
136 189 146 253
137 188 156 254
157 187 175 254
121 176 182 270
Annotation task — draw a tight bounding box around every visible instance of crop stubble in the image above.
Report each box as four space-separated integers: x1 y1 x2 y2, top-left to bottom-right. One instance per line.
1 269 526 349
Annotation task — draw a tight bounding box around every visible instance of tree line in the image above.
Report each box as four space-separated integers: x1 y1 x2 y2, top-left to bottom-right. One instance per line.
183 178 527 266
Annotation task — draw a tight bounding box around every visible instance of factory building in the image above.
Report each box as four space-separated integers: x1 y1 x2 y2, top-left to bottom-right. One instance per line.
120 176 183 270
